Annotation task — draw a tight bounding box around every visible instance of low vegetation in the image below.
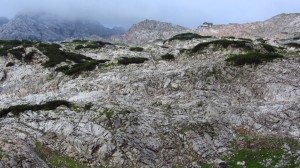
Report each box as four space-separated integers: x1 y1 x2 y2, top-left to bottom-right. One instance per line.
75 41 112 50
225 52 284 66
0 40 36 57
261 44 276 52
223 132 300 168
285 42 300 48
117 57 148 65
0 100 72 118
38 43 108 75
35 141 89 168
129 47 144 52
161 53 175 60
191 40 251 53
168 33 212 42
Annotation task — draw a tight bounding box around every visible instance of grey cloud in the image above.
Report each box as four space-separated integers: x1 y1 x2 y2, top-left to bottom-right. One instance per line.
1 0 300 28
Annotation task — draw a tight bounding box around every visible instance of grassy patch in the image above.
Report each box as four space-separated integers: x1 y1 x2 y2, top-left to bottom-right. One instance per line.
261 44 276 52
129 47 144 52
35 141 89 168
161 53 175 61
191 40 251 53
117 57 148 65
168 33 212 42
0 100 72 118
223 132 300 168
225 52 284 66
75 41 112 50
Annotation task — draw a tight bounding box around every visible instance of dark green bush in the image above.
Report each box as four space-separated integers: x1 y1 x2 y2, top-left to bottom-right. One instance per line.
74 41 111 50
117 57 148 65
64 60 99 75
55 65 70 73
225 52 284 66
129 47 144 52
285 43 300 48
191 40 251 53
262 44 276 52
6 62 14 67
161 53 175 60
9 48 25 60
168 33 212 42
24 51 36 63
75 45 84 50
0 100 72 118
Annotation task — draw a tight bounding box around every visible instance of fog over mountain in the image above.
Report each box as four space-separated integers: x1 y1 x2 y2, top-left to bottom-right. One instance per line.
1 0 300 28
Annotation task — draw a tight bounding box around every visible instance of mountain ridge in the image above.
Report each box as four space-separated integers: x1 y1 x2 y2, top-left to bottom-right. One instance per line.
0 14 126 41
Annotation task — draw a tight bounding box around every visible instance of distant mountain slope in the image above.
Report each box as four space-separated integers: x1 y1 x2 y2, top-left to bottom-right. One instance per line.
0 14 126 41
120 19 190 44
0 17 9 25
196 13 300 39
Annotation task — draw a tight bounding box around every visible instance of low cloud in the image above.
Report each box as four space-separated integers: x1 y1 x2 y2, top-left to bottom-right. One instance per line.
1 0 300 28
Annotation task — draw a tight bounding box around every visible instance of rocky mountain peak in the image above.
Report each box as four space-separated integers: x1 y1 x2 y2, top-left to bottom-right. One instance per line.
122 19 189 44
0 13 126 41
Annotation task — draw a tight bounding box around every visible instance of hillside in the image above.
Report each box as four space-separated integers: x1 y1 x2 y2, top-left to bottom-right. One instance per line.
0 14 125 41
196 13 300 39
0 31 300 167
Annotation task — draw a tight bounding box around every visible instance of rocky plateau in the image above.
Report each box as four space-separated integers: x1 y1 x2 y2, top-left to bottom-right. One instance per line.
0 13 300 168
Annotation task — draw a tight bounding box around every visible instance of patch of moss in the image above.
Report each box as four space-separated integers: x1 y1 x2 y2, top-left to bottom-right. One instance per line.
225 52 284 66
191 40 251 53
168 33 212 42
35 141 89 168
161 53 175 60
0 100 72 118
129 47 144 52
117 57 148 65
223 133 300 168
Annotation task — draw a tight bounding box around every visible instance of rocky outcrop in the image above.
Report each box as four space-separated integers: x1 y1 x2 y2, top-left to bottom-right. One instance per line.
0 37 300 167
119 19 189 44
196 13 300 39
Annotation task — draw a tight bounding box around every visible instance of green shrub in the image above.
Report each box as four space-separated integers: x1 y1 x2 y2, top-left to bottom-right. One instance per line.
262 44 276 52
64 60 99 75
161 53 175 60
225 52 283 66
75 45 84 50
0 100 72 117
117 57 148 65
191 40 251 53
129 47 144 52
74 41 112 50
6 62 14 67
9 48 25 60
285 42 300 48
168 33 212 42
24 51 36 63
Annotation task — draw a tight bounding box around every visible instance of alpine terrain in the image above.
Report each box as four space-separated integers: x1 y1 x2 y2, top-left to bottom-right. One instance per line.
0 13 300 168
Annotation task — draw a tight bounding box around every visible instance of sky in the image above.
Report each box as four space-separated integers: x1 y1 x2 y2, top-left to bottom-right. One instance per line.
0 0 299 28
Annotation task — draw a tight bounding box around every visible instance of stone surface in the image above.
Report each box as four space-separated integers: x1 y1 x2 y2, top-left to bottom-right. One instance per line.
0 35 300 167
